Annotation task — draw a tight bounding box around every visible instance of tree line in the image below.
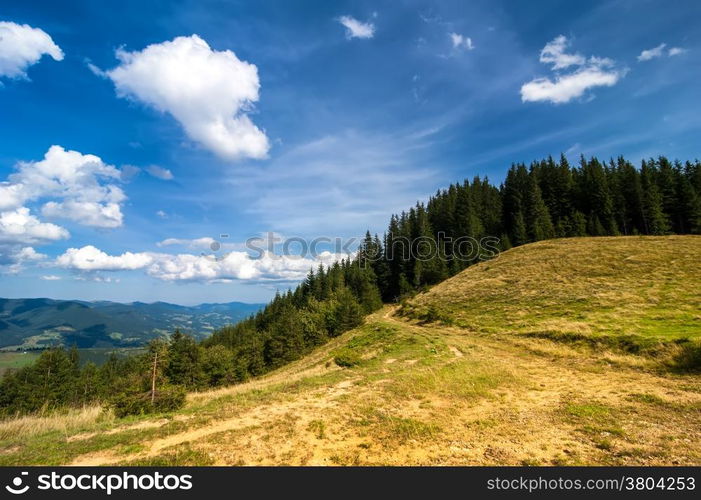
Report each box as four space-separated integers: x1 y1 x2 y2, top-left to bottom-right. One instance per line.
1 155 699 417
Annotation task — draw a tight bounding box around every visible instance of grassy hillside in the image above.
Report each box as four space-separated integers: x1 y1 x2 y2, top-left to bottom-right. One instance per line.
401 236 701 362
0 236 699 466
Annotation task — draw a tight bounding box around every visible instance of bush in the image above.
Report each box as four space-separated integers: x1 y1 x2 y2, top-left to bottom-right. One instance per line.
110 386 186 418
333 349 362 368
671 339 701 372
419 305 453 325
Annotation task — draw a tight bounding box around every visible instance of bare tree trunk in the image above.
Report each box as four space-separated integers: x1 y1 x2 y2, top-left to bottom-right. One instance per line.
151 350 158 405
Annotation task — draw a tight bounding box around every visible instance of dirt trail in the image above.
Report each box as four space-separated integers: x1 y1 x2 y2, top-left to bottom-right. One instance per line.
69 308 701 466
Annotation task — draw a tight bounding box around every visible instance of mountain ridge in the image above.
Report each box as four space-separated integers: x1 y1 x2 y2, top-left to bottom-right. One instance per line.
0 297 264 349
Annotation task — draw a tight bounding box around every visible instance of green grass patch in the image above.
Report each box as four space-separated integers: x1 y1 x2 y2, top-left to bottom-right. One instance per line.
333 349 362 368
120 445 213 466
307 419 326 439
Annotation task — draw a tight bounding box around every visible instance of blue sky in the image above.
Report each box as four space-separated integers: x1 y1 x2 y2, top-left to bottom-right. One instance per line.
0 0 699 304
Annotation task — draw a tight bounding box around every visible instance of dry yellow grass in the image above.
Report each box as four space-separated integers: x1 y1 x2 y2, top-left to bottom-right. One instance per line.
0 405 109 442
59 309 701 466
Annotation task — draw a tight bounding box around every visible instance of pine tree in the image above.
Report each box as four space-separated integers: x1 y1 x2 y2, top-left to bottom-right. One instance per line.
641 161 670 235
525 172 555 241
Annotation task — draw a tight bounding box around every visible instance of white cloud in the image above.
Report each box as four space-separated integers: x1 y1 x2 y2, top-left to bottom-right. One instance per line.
337 16 375 39
40 274 61 281
55 245 347 283
0 207 69 245
146 250 344 282
449 33 474 51
104 35 269 161
521 35 624 104
156 210 168 219
157 237 217 249
41 199 124 228
145 165 174 180
0 245 46 274
0 205 63 273
0 21 63 79
637 43 687 61
56 245 154 271
539 35 585 69
75 274 120 283
1 145 126 228
638 43 667 61
521 66 621 104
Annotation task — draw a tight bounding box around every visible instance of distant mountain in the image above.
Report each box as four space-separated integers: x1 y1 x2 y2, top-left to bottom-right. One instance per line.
0 298 264 349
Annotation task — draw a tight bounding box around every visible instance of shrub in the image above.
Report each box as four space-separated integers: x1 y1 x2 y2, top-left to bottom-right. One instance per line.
333 349 362 368
671 339 701 372
110 386 186 418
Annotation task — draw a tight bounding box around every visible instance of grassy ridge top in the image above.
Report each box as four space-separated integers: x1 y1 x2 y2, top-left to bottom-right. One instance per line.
401 236 701 341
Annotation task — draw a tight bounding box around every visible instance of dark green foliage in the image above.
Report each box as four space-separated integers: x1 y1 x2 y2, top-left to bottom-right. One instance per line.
333 349 362 368
110 385 186 418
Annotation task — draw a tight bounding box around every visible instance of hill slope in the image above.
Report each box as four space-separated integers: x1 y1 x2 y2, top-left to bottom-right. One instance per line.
0 299 264 349
401 236 701 347
0 236 699 466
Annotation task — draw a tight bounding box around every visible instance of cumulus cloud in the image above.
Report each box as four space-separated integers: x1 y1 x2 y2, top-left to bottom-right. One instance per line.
56 245 154 271
337 16 375 39
40 274 61 280
0 207 69 245
638 43 667 61
668 47 686 57
145 165 174 180
147 250 344 282
449 32 474 51
0 145 127 272
521 35 624 104
103 35 269 161
1 145 126 228
0 245 46 274
55 245 347 283
0 21 63 79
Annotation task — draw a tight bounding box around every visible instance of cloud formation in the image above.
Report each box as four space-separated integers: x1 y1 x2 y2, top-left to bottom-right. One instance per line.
521 35 624 104
145 165 174 180
0 207 69 245
56 245 154 271
157 237 217 249
0 146 128 273
0 21 63 79
638 43 687 61
449 32 474 51
638 43 667 61
1 145 126 228
55 245 346 283
338 16 375 39
0 246 46 274
104 35 269 161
